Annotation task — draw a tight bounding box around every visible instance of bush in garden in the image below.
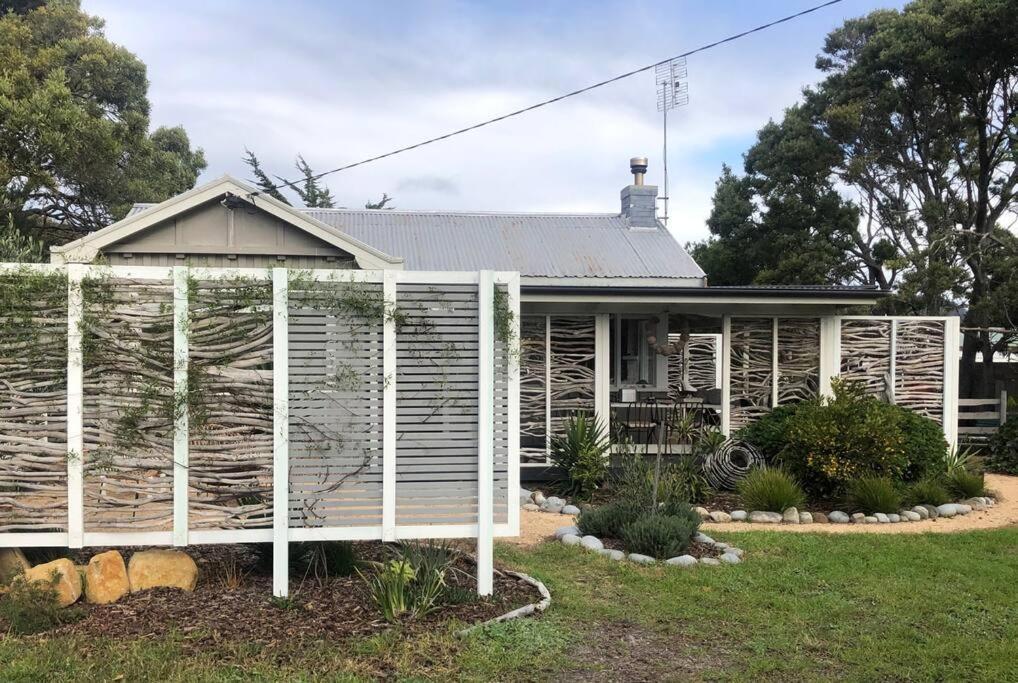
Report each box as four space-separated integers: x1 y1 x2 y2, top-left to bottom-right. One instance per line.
576 500 643 538
737 404 801 461
892 405 949 480
359 542 456 622
846 476 901 514
549 413 610 498
620 513 699 559
736 467 806 512
0 574 82 635
778 380 909 496
945 469 987 500
903 477 951 507
610 454 710 508
986 419 1018 475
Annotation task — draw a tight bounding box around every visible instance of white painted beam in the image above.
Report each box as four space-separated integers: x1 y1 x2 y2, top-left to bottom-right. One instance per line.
382 270 397 542
720 315 731 437
477 271 495 596
272 267 290 598
66 263 85 548
506 273 522 537
172 266 189 547
943 316 960 449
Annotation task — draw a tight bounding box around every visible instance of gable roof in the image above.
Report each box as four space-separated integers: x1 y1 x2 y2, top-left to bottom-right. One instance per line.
50 176 404 269
123 204 706 285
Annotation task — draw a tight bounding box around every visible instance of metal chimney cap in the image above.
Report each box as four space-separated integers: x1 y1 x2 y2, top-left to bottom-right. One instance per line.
630 157 649 174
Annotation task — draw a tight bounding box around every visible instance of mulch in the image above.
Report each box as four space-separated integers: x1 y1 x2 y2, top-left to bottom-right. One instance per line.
13 543 537 649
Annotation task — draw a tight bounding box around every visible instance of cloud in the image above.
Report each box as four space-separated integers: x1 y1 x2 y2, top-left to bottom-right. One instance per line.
395 176 460 196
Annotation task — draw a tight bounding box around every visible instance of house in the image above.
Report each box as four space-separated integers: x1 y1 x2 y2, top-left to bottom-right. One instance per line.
51 157 959 479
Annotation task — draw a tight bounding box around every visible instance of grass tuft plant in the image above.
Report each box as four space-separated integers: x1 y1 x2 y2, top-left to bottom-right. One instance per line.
549 413 610 499
944 469 987 500
846 476 901 514
620 513 699 559
736 467 805 512
903 477 951 507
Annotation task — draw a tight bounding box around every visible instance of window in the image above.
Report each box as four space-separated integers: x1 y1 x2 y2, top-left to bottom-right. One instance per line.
610 314 668 390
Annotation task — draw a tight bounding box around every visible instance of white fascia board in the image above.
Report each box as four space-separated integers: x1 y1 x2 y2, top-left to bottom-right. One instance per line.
50 175 404 270
521 292 883 306
521 276 706 288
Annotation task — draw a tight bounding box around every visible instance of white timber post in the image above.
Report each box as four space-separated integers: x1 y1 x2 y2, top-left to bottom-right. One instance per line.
720 315 731 437
477 270 495 596
66 263 85 548
594 313 610 436
382 270 397 542
771 317 780 409
544 315 552 460
506 273 522 537
172 266 189 547
272 268 289 598
889 319 898 404
819 316 841 399
942 316 960 449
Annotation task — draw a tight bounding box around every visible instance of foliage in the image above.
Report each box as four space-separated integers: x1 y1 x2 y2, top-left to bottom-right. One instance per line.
986 419 1018 475
944 469 987 500
576 500 642 538
549 413 610 498
846 476 901 514
242 149 393 209
903 477 951 507
0 574 82 635
943 444 975 476
736 467 806 512
737 404 801 461
360 542 456 622
619 513 698 560
294 541 357 583
777 380 909 496
892 405 949 480
610 454 710 508
0 1 205 237
0 214 44 262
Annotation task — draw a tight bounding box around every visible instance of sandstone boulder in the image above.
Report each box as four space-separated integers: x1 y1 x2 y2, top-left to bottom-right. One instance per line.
0 548 30 584
128 549 198 593
24 558 82 607
85 550 130 604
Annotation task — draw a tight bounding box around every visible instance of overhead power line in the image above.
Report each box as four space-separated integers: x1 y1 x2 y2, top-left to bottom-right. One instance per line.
254 0 845 195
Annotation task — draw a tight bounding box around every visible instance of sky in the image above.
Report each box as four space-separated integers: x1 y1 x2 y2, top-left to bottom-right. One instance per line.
84 0 906 245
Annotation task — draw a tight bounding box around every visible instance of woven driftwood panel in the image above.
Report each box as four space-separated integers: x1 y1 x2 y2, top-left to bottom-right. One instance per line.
840 319 892 399
81 277 174 532
729 318 773 431
548 316 595 438
288 281 384 528
895 320 945 424
0 271 68 532
187 277 274 530
519 316 547 464
667 333 718 399
777 318 820 405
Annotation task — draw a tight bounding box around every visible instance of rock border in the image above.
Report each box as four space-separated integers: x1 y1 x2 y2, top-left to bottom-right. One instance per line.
554 526 746 568
693 497 997 527
455 570 551 637
520 487 580 516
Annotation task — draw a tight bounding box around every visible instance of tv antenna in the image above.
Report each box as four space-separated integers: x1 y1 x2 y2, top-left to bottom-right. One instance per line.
655 57 689 226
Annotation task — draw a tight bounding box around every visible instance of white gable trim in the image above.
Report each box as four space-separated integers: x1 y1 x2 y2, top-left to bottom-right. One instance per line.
50 175 404 270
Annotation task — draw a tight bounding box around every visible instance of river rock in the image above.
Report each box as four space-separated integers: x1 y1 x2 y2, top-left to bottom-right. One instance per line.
24 558 81 607
561 533 581 546
962 498 987 511
666 555 698 567
708 511 732 523
731 510 748 522
554 525 580 539
628 553 656 565
561 505 581 515
799 512 813 524
902 510 921 522
874 513 890 523
699 557 721 566
725 547 745 558
864 516 879 524
912 506 929 520
597 548 625 561
694 506 710 520
813 512 829 524
936 504 958 518
522 503 540 512
749 511 782 524
128 549 198 593
852 512 866 523
84 550 129 604
694 533 715 545
532 491 546 506
829 511 850 524
580 535 604 551
719 552 742 565
921 504 940 519
887 514 900 523
544 496 566 509
782 507 800 524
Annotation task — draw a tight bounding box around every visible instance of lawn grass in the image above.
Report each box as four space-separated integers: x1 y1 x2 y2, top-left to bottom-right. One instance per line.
2 529 1016 681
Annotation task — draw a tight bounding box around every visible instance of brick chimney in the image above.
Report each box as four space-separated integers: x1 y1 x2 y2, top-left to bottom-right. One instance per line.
620 156 658 228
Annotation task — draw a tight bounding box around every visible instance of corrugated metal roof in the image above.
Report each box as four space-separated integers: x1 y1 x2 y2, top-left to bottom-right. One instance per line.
128 204 705 280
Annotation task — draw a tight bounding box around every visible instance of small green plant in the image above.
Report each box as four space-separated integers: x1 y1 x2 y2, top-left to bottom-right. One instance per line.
549 413 610 498
736 467 805 512
986 419 1018 475
903 477 951 507
269 595 302 611
620 513 699 559
362 559 416 622
298 541 357 582
846 476 901 514
0 574 83 635
944 469 987 500
360 542 456 622
576 500 643 538
943 444 975 476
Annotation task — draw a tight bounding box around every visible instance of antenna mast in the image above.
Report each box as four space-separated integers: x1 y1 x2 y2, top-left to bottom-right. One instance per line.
655 58 689 227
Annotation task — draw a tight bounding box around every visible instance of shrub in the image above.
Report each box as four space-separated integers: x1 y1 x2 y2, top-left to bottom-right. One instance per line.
736 467 805 512
737 404 801 461
549 413 610 498
657 499 703 530
943 445 975 476
0 574 83 635
945 469 987 500
297 541 357 581
611 455 709 508
986 419 1018 475
903 477 951 507
893 405 949 480
778 380 909 496
360 542 455 622
846 477 901 514
577 500 643 538
620 513 698 559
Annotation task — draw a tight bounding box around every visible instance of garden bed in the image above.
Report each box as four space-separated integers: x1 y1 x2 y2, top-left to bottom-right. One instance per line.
9 543 539 646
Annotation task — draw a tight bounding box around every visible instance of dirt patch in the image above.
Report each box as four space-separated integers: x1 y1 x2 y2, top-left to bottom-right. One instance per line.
700 473 1018 535
502 509 579 548
560 620 727 682
12 543 537 649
